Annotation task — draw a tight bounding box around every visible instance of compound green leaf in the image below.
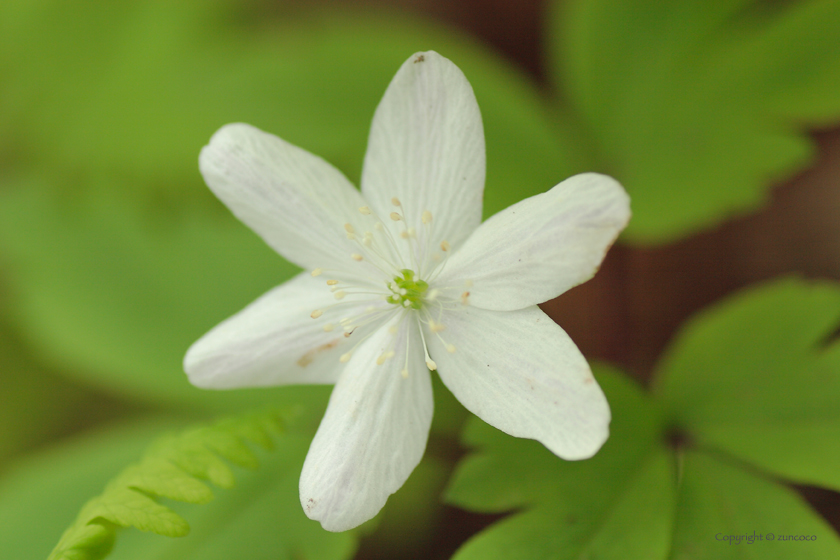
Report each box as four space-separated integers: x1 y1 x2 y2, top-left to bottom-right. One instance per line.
670 451 840 559
447 365 673 560
654 277 840 492
551 0 840 242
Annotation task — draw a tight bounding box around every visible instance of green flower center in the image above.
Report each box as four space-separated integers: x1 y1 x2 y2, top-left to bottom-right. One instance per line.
387 269 428 310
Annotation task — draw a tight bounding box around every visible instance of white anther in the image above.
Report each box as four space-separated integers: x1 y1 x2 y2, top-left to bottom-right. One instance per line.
351 253 363 261
391 197 402 207
446 344 456 353
421 210 432 224
403 300 411 307
426 359 437 371
390 212 402 221
334 290 347 300
344 223 355 234
358 206 371 215
407 227 416 237
311 268 323 277
340 352 352 363
323 323 335 332
310 310 323 319
440 240 450 252
326 279 339 286
399 288 407 295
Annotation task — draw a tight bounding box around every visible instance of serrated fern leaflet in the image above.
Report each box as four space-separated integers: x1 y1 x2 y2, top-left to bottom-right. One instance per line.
47 410 285 560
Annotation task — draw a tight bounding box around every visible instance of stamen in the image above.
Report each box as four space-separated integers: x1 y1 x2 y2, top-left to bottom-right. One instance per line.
340 352 352 363
344 223 355 234
427 289 440 301
391 197 401 207
326 279 339 286
346 232 356 240
421 210 432 224
390 212 402 221
323 323 334 332
310 310 323 319
351 253 363 261
461 291 470 305
440 240 450 252
430 320 446 333
358 206 371 215
389 325 399 335
334 291 347 300
401 368 409 378
417 323 437 371
311 268 323 277
464 279 473 288
446 344 456 353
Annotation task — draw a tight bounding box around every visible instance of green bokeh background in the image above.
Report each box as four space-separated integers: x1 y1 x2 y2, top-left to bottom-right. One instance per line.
2 1 840 559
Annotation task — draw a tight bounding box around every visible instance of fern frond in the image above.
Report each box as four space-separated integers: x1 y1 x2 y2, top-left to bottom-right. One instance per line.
47 409 285 560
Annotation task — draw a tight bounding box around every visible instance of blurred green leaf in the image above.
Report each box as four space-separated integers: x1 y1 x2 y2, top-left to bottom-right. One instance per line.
670 451 840 559
446 365 672 559
551 0 840 242
654 277 840 492
0 173 333 414
0 2 584 417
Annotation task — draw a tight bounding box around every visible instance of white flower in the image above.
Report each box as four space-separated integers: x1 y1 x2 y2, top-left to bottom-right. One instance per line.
185 51 630 532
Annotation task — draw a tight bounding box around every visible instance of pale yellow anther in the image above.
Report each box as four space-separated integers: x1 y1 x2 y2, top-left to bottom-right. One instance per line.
311 268 323 277
326 279 339 286
358 206 371 215
407 227 416 238
334 290 347 300
388 325 399 335
344 331 352 338
351 253 363 261
363 233 373 247
440 240 450 252
461 291 470 305
376 354 387 365
330 286 339 292
375 222 384 231
340 352 352 363
390 212 402 222
344 223 355 234
421 210 433 224
430 321 446 333
323 323 335 332
346 232 356 240
400 369 409 379
432 254 442 262
427 289 440 301
464 279 474 288
391 197 402 207
400 230 409 239
426 359 437 371
446 344 456 353
310 310 323 319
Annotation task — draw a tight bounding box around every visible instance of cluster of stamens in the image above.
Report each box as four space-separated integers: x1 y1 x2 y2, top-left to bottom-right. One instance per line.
307 196 470 377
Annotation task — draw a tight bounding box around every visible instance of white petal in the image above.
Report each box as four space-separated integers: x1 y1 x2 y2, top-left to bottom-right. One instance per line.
199 123 372 273
184 272 380 389
436 173 630 311
300 316 432 531
361 51 485 258
428 305 610 460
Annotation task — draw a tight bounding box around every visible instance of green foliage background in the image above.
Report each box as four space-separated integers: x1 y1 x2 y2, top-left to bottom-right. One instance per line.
1 0 839 558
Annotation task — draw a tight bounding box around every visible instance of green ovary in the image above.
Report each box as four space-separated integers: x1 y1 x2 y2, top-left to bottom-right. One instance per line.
387 269 428 310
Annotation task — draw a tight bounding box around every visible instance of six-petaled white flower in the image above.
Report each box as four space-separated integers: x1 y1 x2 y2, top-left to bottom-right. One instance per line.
185 51 630 531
